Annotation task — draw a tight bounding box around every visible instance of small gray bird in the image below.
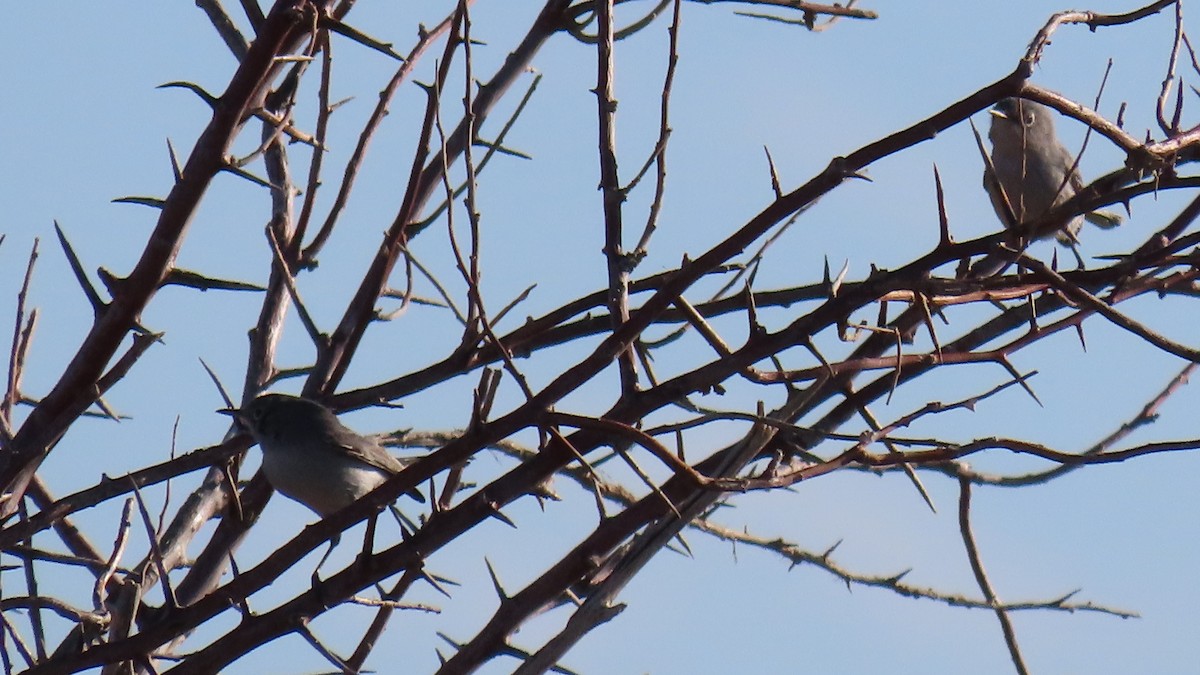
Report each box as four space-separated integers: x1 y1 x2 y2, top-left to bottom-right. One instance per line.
984 97 1122 245
220 393 423 517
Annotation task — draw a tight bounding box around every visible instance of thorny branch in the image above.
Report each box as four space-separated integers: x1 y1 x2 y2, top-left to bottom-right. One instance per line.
3 1 1199 673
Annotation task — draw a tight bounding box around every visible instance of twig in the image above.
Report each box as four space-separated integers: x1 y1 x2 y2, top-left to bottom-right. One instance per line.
958 477 1029 675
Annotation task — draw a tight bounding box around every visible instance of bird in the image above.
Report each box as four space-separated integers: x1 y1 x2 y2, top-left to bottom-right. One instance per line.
982 97 1122 254
219 393 424 517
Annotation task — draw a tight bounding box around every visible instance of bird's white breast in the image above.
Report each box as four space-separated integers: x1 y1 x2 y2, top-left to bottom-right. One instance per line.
259 441 391 517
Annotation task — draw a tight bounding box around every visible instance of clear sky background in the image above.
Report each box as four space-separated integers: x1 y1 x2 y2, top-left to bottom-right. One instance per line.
3 1 1199 673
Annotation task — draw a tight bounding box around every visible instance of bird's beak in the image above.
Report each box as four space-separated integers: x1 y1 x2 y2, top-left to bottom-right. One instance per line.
217 407 245 423
989 107 1008 120
218 408 252 437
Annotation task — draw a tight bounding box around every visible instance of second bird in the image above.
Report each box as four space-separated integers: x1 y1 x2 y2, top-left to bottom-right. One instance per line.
984 97 1122 245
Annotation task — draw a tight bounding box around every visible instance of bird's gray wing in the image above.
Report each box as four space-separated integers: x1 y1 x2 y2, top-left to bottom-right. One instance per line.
326 426 425 501
1045 142 1123 229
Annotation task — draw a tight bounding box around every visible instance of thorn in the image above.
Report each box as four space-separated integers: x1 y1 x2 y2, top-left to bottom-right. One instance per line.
1173 79 1185 131
322 17 406 62
420 569 456 599
743 281 765 338
53 221 106 314
436 632 464 649
932 163 952 247
220 161 278 190
974 117 1022 233
166 138 182 182
1052 588 1081 605
671 532 694 559
388 504 420 532
111 196 165 209
999 358 1042 407
483 558 509 601
830 260 849 297
821 539 842 559
156 81 218 108
763 145 783 199
487 504 516 529
160 269 266 292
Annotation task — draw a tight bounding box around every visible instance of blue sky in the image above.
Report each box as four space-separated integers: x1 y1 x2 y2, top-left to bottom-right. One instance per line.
3 1 1199 673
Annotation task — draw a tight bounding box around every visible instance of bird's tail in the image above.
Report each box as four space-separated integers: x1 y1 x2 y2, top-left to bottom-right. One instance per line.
1085 209 1123 229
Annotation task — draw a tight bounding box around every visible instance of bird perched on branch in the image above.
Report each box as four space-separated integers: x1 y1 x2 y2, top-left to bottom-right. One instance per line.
220 393 424 517
979 97 1122 271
